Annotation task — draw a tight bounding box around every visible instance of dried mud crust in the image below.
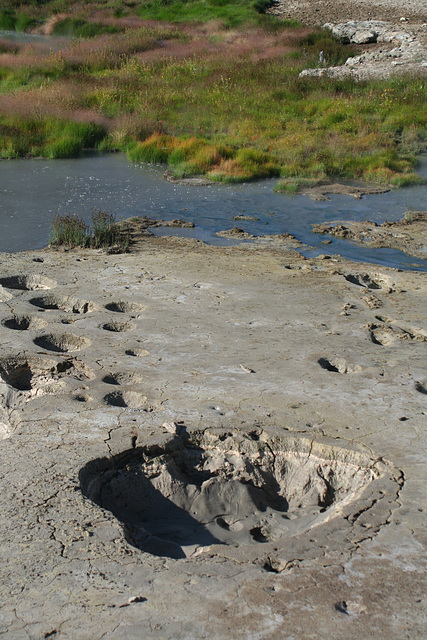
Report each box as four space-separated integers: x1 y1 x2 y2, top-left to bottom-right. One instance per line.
313 211 427 259
80 428 401 568
0 239 426 639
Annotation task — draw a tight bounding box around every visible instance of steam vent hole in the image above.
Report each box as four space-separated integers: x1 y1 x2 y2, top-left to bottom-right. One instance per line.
80 429 392 561
0 355 73 391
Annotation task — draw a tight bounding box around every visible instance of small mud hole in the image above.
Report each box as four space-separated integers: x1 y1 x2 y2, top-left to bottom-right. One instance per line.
102 321 134 332
318 358 340 373
0 274 56 291
102 372 143 386
2 315 47 331
105 301 144 313
415 381 427 395
80 429 397 561
125 348 149 357
34 333 90 353
318 357 361 374
103 391 150 408
30 295 96 313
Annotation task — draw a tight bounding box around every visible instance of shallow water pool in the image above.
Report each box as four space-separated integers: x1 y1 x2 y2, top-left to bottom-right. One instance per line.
0 153 426 271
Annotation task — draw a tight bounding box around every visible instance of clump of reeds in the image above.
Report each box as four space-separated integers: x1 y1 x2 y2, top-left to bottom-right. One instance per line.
50 213 88 247
50 210 129 252
90 210 125 249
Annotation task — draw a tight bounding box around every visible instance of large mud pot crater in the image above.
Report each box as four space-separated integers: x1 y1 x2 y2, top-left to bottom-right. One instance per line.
80 429 400 567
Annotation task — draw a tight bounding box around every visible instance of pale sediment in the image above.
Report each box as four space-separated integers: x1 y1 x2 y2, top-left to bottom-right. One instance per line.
0 234 425 639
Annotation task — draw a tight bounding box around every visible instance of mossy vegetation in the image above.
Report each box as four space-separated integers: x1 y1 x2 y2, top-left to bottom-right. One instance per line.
274 178 323 195
0 1 426 186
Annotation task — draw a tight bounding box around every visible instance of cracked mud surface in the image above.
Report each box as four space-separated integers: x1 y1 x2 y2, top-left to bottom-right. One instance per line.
0 231 425 640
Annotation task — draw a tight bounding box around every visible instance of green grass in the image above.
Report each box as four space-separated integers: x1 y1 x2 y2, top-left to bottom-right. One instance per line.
0 9 36 31
0 118 106 158
127 134 176 163
136 0 279 28
50 213 89 246
0 0 283 31
274 177 322 194
51 18 121 38
0 11 15 30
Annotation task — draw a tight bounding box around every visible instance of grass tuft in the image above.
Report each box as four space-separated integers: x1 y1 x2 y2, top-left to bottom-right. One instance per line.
127 133 176 163
52 19 121 39
274 177 322 194
50 213 89 247
50 210 129 252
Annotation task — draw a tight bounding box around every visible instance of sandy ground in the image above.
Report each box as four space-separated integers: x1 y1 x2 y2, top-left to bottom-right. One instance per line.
0 235 426 639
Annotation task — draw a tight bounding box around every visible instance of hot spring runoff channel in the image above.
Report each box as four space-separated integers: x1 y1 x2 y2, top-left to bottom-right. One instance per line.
1 153 426 271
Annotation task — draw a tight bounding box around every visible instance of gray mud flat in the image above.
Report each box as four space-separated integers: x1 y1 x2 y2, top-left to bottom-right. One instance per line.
0 234 425 639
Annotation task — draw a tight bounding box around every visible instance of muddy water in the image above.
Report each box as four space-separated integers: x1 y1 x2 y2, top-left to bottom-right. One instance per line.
0 153 426 270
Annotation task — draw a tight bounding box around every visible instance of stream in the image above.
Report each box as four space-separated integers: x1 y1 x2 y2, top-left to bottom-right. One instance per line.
1 153 426 270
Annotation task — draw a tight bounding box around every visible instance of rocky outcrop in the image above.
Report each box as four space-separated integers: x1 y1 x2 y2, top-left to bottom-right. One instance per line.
299 20 427 80
323 20 416 44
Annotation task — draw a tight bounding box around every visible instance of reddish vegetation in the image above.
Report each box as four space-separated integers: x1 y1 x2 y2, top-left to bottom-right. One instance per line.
0 23 312 124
